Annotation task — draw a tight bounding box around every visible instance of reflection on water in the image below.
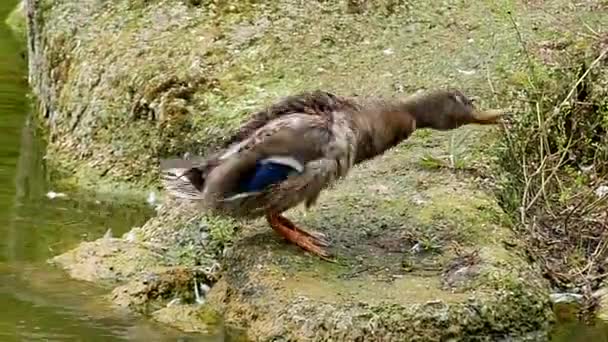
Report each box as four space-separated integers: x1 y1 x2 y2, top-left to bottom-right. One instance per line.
0 263 205 341
551 320 608 342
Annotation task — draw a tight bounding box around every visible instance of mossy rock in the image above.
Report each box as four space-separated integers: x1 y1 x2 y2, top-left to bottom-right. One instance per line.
205 137 554 341
50 237 167 285
50 199 236 310
110 266 215 313
152 305 224 335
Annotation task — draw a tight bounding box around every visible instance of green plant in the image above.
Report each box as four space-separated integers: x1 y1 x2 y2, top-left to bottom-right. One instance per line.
493 18 608 305
419 129 474 170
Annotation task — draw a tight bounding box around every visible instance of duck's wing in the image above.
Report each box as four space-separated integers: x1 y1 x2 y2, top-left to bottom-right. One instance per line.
161 91 358 199
215 156 343 218
203 114 333 199
159 114 325 202
222 90 359 148
163 111 356 219
207 110 357 218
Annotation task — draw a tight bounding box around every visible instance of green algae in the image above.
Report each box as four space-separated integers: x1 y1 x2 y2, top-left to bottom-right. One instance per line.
152 305 224 335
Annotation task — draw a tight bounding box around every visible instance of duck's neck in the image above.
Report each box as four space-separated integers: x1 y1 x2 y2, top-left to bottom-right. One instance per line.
351 99 419 164
399 93 454 130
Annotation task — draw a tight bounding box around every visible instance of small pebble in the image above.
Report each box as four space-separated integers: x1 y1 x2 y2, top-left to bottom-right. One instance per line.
410 242 422 254
147 191 157 205
457 68 476 75
103 228 113 239
124 230 137 243
200 283 211 294
383 48 394 56
595 185 608 198
46 191 67 199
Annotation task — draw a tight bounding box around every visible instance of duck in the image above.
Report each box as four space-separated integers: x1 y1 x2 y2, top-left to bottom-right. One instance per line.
160 89 505 259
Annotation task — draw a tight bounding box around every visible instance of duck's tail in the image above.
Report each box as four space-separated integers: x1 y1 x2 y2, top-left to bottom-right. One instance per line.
160 158 208 200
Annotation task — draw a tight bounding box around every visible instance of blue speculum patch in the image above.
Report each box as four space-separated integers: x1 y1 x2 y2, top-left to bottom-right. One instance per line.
238 161 300 193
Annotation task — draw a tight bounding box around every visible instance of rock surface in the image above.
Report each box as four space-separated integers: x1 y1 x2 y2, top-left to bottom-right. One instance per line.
48 199 233 330
24 0 608 340
206 139 554 341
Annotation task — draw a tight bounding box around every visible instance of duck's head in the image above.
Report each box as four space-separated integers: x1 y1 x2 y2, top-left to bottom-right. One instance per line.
405 89 506 130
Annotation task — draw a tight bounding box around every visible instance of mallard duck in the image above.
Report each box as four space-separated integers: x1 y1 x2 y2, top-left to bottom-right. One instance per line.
161 89 504 259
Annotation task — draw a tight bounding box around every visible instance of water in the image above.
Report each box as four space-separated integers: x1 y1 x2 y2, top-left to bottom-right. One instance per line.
0 2 224 341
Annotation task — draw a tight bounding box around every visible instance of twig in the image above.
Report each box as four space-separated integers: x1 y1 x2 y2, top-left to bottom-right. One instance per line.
560 48 607 108
486 68 498 104
535 101 555 216
507 11 537 88
525 133 574 212
579 17 600 38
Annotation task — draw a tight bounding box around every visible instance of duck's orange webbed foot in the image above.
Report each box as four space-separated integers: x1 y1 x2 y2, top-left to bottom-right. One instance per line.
266 213 331 259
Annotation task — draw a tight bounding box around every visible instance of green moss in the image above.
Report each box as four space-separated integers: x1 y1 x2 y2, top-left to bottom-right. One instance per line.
151 304 232 336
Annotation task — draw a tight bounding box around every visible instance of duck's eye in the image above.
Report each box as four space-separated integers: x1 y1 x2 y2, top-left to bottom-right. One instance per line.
459 96 475 107
451 93 465 105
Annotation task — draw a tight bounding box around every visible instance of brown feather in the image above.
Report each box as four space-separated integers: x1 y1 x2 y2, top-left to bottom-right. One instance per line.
161 88 505 219
222 90 360 147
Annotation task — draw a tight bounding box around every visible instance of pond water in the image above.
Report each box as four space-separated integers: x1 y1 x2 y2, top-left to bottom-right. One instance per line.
2 1 608 341
0 1 224 341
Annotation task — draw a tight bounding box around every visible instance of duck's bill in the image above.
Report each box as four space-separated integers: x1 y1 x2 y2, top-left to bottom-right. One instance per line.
471 109 506 124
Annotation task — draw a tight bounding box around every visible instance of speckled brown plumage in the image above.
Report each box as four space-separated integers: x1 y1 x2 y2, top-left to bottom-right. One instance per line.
221 90 361 148
161 88 505 258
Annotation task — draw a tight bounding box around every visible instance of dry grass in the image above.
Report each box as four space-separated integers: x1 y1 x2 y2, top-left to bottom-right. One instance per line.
493 16 608 314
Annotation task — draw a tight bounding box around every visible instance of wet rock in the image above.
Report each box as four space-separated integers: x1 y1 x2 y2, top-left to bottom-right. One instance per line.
550 293 584 322
50 237 166 285
110 266 216 313
49 197 232 336
152 305 223 334
209 240 551 341
51 198 230 291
